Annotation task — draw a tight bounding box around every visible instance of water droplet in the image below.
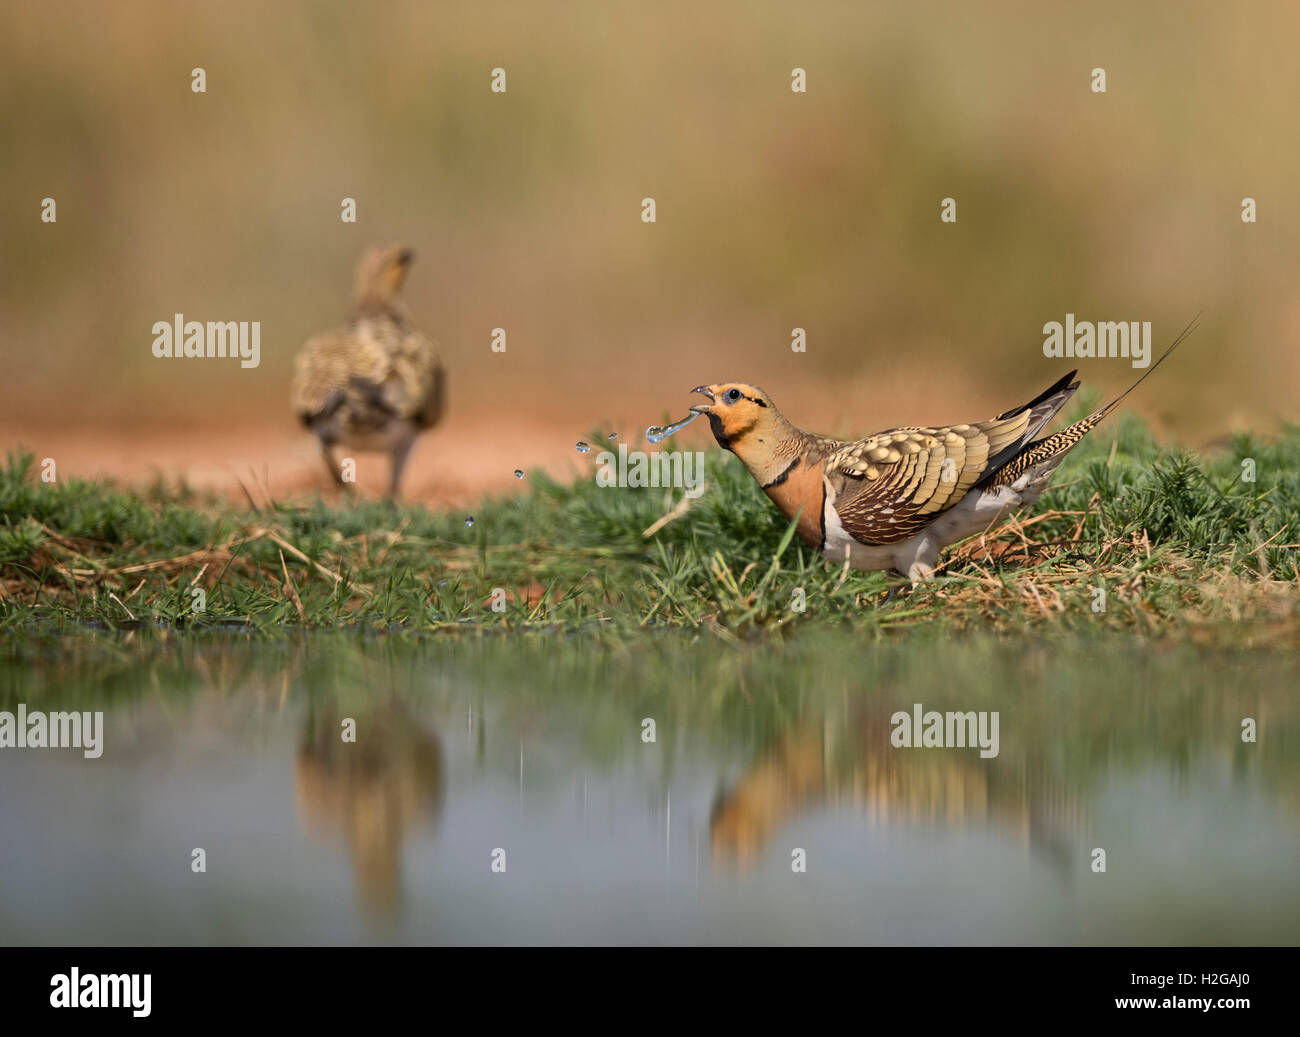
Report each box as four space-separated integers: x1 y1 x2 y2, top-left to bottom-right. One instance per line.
513 469 524 479
465 516 475 527
575 441 590 454
646 411 701 444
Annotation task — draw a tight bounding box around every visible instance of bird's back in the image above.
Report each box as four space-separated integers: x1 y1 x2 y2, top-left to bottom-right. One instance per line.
292 311 444 441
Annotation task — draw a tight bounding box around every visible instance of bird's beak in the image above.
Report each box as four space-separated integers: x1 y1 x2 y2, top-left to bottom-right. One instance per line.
689 385 715 414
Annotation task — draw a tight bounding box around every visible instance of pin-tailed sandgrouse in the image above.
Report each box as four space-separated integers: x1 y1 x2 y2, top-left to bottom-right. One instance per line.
688 324 1194 581
291 244 445 498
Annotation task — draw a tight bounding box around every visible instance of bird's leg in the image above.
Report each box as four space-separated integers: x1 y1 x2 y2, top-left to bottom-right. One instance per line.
902 537 939 587
388 432 417 500
881 570 933 603
321 441 356 501
320 441 345 487
882 581 907 604
906 560 936 584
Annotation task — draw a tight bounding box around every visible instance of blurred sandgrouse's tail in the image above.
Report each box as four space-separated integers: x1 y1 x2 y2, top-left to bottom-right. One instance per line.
980 315 1200 492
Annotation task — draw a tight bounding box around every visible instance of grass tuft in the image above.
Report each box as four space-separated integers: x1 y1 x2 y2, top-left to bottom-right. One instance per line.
1 418 1298 643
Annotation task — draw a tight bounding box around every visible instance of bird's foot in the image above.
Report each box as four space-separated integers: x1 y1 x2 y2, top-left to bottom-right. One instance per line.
881 580 911 604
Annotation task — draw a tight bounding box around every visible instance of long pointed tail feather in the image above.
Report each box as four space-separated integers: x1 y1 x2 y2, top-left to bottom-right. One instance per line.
1093 313 1201 422
979 313 1199 491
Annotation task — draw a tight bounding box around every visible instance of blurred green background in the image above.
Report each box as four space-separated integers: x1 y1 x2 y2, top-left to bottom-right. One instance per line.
2 0 1296 440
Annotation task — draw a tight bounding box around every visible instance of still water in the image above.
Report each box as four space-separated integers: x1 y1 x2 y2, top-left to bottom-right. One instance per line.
1 631 1297 945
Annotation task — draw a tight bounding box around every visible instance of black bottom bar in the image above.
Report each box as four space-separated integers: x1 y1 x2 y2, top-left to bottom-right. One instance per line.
0 947 1286 1024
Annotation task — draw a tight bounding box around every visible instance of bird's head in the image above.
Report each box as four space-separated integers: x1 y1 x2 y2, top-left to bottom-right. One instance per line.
356 244 415 304
689 383 779 452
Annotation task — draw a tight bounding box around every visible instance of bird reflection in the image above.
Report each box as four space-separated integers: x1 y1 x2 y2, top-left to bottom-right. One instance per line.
710 706 1082 870
294 695 443 920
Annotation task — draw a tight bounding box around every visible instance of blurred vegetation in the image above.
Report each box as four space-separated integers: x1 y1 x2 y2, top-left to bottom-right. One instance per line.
2 617 1296 769
2 1 1298 435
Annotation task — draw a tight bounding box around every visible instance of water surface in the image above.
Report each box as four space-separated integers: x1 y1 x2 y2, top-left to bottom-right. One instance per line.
1 631 1296 945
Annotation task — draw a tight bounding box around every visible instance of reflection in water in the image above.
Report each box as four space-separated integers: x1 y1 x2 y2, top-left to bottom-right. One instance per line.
711 707 1083 870
295 696 443 919
2 633 1297 944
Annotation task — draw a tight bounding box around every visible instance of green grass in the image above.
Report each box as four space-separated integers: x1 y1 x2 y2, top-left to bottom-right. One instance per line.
2 408 1298 642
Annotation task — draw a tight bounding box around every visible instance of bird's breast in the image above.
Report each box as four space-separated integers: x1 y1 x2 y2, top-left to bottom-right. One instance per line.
761 458 827 550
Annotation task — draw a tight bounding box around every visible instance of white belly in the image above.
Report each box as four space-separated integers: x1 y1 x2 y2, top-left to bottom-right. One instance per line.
821 479 1030 578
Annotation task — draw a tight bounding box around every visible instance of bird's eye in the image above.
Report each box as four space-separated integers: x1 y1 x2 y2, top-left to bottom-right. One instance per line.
726 388 742 402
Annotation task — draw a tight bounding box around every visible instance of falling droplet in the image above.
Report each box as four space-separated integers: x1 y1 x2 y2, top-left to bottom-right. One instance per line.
646 411 701 444
513 469 524 479
575 441 590 453
465 516 475 527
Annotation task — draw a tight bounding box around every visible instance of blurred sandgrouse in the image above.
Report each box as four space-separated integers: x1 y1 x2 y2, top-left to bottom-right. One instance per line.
688 324 1194 581
292 244 445 497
